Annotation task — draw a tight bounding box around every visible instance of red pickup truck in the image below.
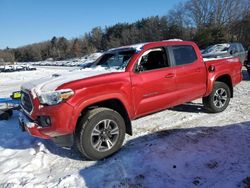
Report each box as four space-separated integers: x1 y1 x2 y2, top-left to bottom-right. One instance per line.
19 40 242 160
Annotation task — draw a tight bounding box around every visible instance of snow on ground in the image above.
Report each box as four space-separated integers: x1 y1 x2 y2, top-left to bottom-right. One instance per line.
31 52 103 67
0 66 74 97
0 67 250 188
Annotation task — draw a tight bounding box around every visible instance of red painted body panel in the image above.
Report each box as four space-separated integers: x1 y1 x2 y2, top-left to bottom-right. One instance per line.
130 67 177 118
24 92 75 138
21 41 242 138
204 57 242 96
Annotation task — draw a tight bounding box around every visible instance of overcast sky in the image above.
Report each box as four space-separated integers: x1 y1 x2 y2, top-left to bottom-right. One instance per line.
0 0 183 49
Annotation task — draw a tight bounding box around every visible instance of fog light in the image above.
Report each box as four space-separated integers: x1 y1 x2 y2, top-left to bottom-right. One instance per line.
38 116 51 127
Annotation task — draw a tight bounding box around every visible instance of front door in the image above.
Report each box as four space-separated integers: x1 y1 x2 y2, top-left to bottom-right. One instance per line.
131 47 178 118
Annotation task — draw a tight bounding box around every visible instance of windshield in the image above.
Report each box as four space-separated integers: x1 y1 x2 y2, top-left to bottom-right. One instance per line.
92 49 136 70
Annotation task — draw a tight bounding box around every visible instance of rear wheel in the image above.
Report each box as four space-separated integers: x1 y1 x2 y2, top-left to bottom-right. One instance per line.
203 81 231 113
75 107 126 160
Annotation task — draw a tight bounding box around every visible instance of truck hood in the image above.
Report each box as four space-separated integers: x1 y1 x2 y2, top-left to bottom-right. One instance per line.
21 67 123 98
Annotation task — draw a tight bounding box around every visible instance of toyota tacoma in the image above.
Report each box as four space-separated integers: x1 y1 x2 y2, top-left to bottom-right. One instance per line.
19 40 242 160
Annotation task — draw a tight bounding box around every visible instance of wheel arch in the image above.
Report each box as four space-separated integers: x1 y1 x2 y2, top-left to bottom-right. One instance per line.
215 74 233 98
206 73 233 98
74 98 133 136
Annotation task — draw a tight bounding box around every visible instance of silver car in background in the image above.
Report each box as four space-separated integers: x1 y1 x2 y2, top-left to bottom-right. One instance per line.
202 43 247 64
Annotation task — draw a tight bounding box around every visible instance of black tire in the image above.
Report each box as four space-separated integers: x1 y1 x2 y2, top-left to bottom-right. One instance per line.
6 109 13 117
203 81 231 113
0 112 10 120
75 107 126 160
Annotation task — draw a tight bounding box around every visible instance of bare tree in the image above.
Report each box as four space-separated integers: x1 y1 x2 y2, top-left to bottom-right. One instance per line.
230 10 250 45
72 39 82 58
186 0 248 27
1 0 249 62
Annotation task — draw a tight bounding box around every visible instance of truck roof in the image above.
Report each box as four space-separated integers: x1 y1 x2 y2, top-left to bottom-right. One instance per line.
108 39 184 53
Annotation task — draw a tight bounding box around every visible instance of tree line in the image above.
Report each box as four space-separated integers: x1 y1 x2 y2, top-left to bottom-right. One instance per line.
0 0 249 62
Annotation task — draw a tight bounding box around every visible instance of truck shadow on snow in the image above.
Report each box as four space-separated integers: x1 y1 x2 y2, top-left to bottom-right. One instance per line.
169 102 207 114
79 121 250 188
0 113 250 187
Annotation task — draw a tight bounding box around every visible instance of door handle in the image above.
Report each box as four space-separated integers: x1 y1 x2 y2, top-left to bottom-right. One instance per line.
165 73 175 78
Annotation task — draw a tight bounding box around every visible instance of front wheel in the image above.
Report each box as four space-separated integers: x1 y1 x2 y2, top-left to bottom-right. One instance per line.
203 81 231 113
75 108 126 160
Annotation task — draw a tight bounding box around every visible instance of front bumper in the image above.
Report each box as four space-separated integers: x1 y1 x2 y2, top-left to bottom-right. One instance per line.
19 110 74 147
19 90 75 138
18 111 50 139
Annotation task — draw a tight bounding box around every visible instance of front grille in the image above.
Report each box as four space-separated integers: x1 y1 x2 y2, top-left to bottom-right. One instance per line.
21 91 33 113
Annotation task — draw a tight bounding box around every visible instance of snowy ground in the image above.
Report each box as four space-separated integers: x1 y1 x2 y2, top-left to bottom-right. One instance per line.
0 66 74 98
0 67 250 188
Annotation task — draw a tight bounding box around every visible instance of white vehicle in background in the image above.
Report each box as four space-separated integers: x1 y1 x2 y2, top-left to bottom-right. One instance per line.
12 53 103 69
2 65 14 72
0 63 37 72
79 52 103 69
25 64 36 71
87 52 103 61
0 66 4 72
57 62 64 66
20 64 28 70
14 65 24 71
69 62 78 67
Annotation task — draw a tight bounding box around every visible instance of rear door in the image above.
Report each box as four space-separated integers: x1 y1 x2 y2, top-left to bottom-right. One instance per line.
169 45 207 103
131 47 178 117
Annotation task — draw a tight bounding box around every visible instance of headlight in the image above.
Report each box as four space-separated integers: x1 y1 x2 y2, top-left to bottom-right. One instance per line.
38 89 74 105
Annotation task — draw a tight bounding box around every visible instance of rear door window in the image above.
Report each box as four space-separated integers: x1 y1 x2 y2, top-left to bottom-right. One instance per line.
171 45 197 66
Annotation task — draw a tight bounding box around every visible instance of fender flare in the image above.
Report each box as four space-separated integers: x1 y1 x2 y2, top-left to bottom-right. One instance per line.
205 71 233 97
70 93 134 134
